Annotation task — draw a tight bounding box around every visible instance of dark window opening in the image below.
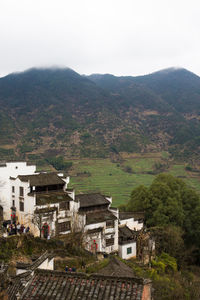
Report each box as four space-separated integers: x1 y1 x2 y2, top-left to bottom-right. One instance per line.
19 201 24 212
19 187 24 197
106 238 114 247
127 247 132 255
57 221 70 233
12 186 15 193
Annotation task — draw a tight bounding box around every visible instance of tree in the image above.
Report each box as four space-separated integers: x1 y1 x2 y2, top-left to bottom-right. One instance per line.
126 174 200 250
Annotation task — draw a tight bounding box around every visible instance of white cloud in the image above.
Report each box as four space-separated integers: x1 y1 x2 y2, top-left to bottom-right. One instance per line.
0 0 200 77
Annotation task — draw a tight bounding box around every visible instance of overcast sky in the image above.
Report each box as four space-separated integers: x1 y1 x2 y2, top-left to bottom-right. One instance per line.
0 0 200 77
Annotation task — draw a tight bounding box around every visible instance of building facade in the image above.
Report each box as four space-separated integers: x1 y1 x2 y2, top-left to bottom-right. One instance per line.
0 161 145 256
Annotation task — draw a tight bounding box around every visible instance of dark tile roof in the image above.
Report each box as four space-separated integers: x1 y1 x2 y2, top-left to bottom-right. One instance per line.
76 193 110 208
87 227 103 234
18 173 65 187
17 269 147 300
36 191 72 205
29 251 54 271
119 226 138 245
96 257 135 277
86 210 117 225
16 262 31 270
16 251 53 272
35 207 57 214
7 270 32 300
119 212 144 221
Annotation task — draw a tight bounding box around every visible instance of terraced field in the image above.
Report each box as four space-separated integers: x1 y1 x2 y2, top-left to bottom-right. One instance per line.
68 154 200 206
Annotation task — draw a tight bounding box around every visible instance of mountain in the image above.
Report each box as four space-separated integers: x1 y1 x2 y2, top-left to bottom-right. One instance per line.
0 67 200 163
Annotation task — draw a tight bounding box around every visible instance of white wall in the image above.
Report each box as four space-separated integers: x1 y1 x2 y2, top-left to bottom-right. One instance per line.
38 258 54 270
120 217 143 231
0 162 36 220
118 241 136 259
84 218 119 254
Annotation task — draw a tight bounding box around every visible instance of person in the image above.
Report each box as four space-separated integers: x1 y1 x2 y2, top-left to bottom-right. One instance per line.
65 266 68 272
20 224 24 234
17 223 21 234
25 226 30 233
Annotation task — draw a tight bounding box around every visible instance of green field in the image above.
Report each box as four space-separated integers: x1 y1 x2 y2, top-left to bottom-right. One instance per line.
68 155 200 206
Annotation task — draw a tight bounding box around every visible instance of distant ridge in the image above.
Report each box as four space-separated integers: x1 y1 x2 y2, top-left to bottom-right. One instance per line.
0 66 200 163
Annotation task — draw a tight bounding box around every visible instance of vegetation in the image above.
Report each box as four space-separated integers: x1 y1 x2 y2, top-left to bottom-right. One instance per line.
45 156 73 171
123 255 200 300
124 174 200 252
0 67 200 162
68 156 200 206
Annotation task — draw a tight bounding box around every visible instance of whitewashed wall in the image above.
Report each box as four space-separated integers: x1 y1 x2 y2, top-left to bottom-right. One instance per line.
0 162 36 220
118 241 136 259
120 217 143 231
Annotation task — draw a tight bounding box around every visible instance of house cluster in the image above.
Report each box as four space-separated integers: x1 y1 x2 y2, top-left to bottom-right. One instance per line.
0 252 152 300
0 161 154 260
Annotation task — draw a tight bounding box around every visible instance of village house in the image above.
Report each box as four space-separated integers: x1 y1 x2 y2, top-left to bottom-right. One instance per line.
5 254 152 300
0 161 146 257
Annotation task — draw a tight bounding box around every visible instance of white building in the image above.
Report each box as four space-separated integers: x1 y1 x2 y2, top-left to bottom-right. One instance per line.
0 162 36 220
0 161 145 257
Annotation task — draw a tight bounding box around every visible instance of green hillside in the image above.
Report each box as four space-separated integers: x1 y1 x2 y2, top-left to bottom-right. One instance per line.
0 67 200 164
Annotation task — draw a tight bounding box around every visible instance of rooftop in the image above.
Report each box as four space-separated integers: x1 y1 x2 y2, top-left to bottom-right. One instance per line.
76 193 110 208
118 225 138 244
14 269 148 300
96 257 135 277
119 212 144 221
18 173 65 187
35 191 72 205
86 210 117 225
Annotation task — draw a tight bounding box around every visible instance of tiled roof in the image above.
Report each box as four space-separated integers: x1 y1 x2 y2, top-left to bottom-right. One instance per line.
96 257 135 277
16 251 53 272
36 191 72 205
87 227 103 234
119 226 138 245
76 193 110 208
86 210 117 225
7 270 32 300
18 173 65 187
119 212 144 221
18 269 147 300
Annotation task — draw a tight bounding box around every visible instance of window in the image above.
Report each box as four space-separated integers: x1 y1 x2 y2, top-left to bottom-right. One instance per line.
60 201 70 210
57 221 71 233
127 247 132 255
19 201 24 212
106 238 114 247
12 186 15 193
19 187 24 197
12 200 15 207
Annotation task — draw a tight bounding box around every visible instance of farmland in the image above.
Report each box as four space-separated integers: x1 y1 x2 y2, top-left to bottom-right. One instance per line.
68 153 200 206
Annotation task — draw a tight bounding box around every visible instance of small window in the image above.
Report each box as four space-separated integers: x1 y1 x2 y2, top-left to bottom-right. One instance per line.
127 247 132 255
19 187 24 197
57 221 71 233
19 201 24 212
106 238 114 247
12 200 15 207
12 186 15 193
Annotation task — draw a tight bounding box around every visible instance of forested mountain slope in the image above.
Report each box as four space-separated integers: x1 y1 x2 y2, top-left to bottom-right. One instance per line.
0 67 200 163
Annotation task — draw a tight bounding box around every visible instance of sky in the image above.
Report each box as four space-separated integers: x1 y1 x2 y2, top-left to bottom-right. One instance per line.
0 0 200 77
